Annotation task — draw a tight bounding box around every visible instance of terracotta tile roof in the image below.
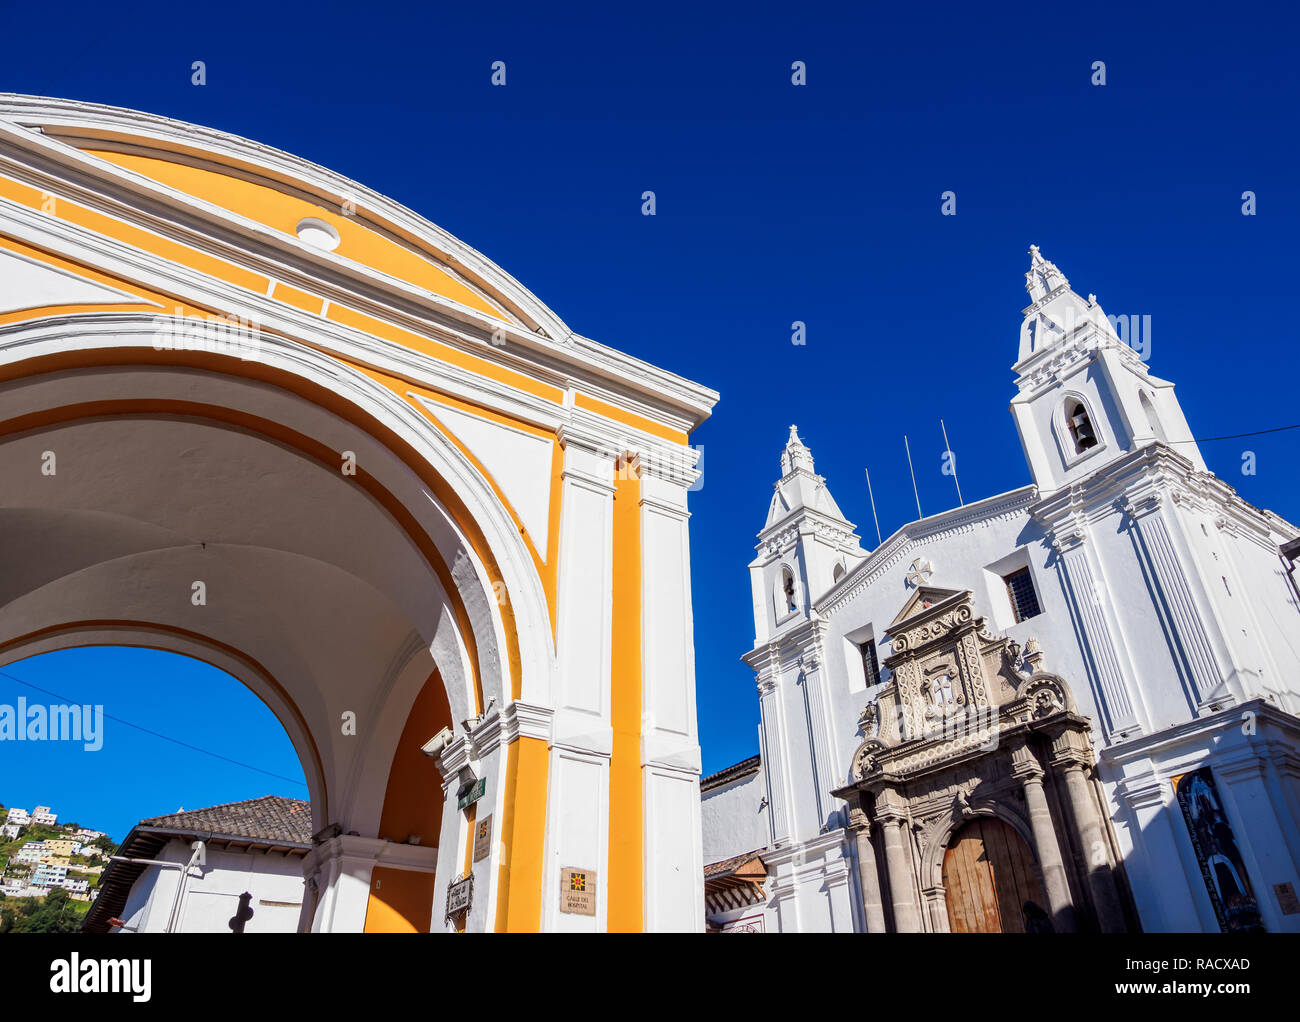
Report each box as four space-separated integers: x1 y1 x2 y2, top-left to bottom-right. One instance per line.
700 754 761 793
704 849 767 880
140 795 312 845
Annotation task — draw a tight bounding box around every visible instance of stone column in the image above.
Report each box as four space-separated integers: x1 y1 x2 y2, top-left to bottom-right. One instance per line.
876 797 922 933
848 805 887 933
921 885 950 932
1011 743 1076 931
1052 733 1126 932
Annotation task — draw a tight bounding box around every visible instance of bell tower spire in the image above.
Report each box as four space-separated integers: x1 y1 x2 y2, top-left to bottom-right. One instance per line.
1025 244 1070 303
748 426 866 642
781 424 816 476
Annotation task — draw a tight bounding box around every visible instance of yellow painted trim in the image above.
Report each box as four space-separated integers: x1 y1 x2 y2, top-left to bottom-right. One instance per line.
83 148 511 321
494 735 550 931
0 176 268 294
270 279 325 316
404 387 561 643
328 301 564 407
0 235 203 324
574 391 688 444
0 177 562 414
607 456 644 931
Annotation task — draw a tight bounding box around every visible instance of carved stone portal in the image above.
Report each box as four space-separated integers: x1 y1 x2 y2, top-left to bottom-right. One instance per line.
832 587 1131 933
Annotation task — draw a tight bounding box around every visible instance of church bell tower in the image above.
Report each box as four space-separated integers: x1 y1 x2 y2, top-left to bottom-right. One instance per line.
1009 246 1205 495
749 426 866 643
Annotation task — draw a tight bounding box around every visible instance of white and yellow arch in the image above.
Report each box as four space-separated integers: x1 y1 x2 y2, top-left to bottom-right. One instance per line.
0 94 716 932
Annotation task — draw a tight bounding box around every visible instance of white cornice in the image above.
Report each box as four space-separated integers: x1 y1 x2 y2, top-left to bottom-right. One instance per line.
815 485 1038 619
502 700 553 744
1031 443 1297 552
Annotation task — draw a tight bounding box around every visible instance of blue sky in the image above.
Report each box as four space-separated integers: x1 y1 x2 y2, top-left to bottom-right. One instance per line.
3 2 1298 830
0 649 305 841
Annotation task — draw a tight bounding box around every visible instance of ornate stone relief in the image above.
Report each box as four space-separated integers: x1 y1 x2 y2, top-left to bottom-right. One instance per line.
844 589 1088 786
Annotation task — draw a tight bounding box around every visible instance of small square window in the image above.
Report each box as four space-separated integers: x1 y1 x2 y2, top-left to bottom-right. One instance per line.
1004 567 1042 623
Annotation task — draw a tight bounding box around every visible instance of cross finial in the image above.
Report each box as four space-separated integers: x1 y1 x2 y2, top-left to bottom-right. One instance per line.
780 425 814 475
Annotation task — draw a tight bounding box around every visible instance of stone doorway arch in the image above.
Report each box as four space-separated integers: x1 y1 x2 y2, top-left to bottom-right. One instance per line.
942 817 1046 933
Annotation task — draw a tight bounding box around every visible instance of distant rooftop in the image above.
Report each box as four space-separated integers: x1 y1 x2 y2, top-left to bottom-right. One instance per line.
140 795 312 846
700 755 761 794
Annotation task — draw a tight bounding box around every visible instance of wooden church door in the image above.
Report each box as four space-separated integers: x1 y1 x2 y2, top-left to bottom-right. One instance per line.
942 818 1047 932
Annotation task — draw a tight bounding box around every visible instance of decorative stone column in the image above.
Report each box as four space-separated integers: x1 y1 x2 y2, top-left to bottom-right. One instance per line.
921 885 950 932
1051 732 1127 932
875 795 922 933
848 805 887 933
1011 742 1076 931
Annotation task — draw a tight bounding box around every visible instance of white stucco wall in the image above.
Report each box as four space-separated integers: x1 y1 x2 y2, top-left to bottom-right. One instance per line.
117 839 306 933
701 765 769 865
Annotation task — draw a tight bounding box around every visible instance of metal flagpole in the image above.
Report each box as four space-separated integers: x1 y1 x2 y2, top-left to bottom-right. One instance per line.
940 418 964 507
864 467 882 547
904 435 922 520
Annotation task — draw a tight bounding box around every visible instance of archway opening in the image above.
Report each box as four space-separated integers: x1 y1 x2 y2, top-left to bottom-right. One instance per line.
0 350 533 931
0 645 309 932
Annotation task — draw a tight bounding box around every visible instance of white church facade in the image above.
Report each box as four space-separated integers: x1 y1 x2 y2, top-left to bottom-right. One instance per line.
702 247 1300 933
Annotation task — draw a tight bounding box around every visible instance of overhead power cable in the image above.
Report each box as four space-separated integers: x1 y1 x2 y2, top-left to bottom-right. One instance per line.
0 666 307 789
1171 422 1300 443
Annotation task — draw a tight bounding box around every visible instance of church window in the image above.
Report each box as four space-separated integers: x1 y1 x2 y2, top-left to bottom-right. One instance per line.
781 567 797 614
833 562 845 583
1004 567 1042 623
1065 398 1098 453
860 639 881 687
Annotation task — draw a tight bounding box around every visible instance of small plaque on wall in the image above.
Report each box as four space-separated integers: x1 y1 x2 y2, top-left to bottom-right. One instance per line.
559 866 596 916
1275 882 1300 915
446 873 473 923
473 814 493 862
